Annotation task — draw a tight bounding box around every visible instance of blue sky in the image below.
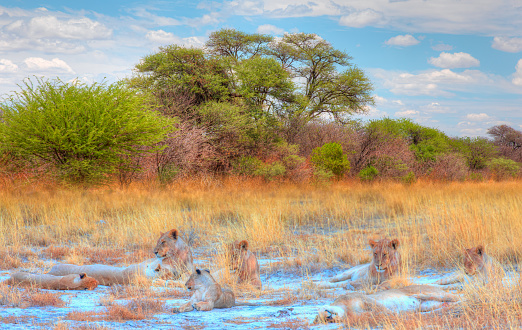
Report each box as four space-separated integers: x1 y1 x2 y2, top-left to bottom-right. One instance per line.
1 0 522 137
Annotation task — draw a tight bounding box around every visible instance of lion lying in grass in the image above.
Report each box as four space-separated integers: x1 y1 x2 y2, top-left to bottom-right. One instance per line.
318 238 401 289
153 229 195 277
173 268 236 312
315 284 459 323
47 259 164 286
436 245 503 290
4 272 98 290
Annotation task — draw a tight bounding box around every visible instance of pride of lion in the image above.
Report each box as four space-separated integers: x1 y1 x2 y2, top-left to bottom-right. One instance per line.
4 226 510 324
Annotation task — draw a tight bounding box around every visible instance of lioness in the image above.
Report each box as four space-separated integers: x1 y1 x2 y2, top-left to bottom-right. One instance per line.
4 272 98 290
228 240 262 289
47 258 164 286
173 269 235 312
436 245 503 289
315 284 459 323
154 229 195 277
319 238 401 289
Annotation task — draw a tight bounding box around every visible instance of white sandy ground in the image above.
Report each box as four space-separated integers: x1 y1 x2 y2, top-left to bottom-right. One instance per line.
1 255 520 330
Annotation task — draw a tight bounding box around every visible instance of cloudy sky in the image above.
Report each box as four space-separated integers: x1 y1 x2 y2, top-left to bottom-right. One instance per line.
1 0 522 137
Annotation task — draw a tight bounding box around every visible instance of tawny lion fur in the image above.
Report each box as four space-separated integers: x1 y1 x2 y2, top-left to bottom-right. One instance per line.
436 245 503 289
4 272 98 290
319 238 401 289
153 229 195 277
228 240 262 289
315 284 459 323
174 269 235 312
47 259 164 286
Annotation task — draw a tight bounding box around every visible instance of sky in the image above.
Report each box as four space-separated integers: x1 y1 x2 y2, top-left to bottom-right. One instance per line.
1 0 522 137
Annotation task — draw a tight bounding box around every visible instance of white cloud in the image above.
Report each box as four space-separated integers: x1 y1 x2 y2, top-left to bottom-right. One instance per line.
339 9 383 28
492 37 522 53
6 16 112 40
23 57 74 73
465 113 491 121
395 110 419 117
428 52 480 69
257 24 284 35
0 59 18 73
385 34 420 47
460 128 486 136
420 102 453 113
145 30 205 47
512 59 522 86
431 43 453 51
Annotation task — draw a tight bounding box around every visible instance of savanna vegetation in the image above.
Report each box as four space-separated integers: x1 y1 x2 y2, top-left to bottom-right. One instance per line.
1 29 522 329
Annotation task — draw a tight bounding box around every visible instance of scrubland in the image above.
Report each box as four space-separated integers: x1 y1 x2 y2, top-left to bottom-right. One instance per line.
1 178 522 329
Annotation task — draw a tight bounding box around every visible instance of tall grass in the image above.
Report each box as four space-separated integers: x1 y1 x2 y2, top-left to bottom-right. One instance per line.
0 179 521 271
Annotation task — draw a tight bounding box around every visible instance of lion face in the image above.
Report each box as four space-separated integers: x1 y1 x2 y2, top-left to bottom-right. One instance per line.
369 238 400 273
464 245 485 276
154 229 184 259
78 273 99 290
228 240 249 271
184 269 210 291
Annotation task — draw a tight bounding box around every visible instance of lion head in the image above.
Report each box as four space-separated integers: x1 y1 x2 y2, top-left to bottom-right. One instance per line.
369 238 400 274
77 273 99 290
464 245 485 276
185 269 212 291
227 240 249 270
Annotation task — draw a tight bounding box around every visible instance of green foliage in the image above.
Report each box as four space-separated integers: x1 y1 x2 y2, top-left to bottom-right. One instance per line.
310 142 351 178
0 78 173 184
468 172 485 182
130 45 231 104
313 167 334 183
158 164 179 185
232 156 263 176
487 158 520 180
254 161 286 181
452 137 497 170
367 118 452 162
359 166 379 182
206 29 272 61
401 171 416 185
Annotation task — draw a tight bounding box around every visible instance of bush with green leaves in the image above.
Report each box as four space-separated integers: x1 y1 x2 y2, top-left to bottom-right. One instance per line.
359 165 379 182
401 171 416 185
232 156 264 176
310 142 350 179
487 158 520 180
0 78 173 184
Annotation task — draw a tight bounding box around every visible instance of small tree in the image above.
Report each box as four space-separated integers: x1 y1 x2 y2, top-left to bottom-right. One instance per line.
487 158 520 180
0 77 173 184
310 142 350 179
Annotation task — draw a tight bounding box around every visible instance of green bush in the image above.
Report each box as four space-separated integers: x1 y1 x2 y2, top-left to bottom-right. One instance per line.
468 172 485 182
487 158 520 180
232 156 263 176
359 166 379 182
310 142 350 179
401 171 416 185
0 78 173 184
158 164 180 185
313 167 334 184
254 161 286 181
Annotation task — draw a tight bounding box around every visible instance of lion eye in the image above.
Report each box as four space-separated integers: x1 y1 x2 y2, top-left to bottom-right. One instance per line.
383 254 386 257
374 253 377 256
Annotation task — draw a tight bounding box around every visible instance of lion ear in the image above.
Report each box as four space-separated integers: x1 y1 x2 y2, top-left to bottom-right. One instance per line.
390 239 400 250
239 240 249 251
204 269 210 274
196 269 201 275
79 273 86 279
368 239 377 248
169 229 179 240
476 245 484 255
155 264 162 272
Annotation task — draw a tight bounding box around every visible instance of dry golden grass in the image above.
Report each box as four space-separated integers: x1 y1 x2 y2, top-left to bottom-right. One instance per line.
1 178 522 327
25 290 66 307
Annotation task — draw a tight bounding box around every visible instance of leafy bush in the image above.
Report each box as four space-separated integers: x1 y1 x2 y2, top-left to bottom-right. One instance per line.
310 142 350 179
401 171 416 185
232 156 263 176
468 172 485 182
359 166 379 182
254 161 286 181
488 158 520 180
0 78 173 184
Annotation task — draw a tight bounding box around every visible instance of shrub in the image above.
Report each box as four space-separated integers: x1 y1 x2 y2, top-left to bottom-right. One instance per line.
232 156 263 176
0 78 173 184
488 158 520 180
401 171 416 185
313 168 334 184
429 153 467 181
310 142 350 179
254 161 286 181
359 166 378 182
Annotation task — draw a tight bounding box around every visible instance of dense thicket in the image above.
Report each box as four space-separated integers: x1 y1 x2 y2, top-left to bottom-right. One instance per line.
0 29 520 185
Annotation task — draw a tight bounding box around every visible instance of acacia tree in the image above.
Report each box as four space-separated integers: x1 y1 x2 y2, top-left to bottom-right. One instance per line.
0 78 173 184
